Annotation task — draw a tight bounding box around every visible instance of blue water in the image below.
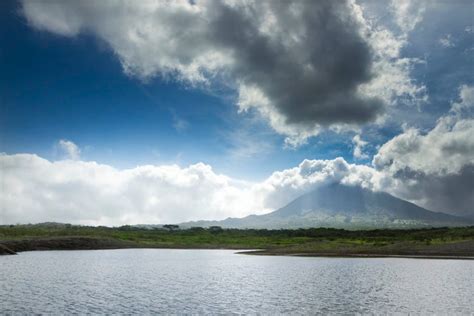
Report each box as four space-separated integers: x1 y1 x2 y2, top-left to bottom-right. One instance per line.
1 249 473 314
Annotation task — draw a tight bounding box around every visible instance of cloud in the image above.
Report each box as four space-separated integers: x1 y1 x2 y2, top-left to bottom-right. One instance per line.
390 0 425 33
451 85 474 115
352 135 369 159
373 85 474 216
171 114 189 133
58 139 81 160
254 157 379 211
359 0 427 113
439 34 455 48
373 119 474 176
373 88 474 176
0 153 261 225
2 120 472 225
225 127 274 160
0 152 383 225
20 0 424 145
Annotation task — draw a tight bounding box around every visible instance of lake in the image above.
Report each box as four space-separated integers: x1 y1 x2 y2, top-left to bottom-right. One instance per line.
1 249 473 314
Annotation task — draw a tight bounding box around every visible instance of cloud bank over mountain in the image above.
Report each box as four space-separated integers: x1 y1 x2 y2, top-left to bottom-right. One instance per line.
21 0 424 145
2 84 472 225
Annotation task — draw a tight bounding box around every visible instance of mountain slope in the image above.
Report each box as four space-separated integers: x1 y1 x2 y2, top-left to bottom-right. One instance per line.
183 183 469 229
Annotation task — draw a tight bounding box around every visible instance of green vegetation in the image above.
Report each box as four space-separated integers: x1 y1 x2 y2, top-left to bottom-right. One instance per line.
1 224 473 257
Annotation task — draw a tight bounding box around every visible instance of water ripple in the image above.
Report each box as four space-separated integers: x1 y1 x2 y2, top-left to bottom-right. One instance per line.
1 249 473 314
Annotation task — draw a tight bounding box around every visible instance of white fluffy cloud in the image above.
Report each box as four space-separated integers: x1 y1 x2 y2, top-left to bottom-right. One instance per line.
254 157 380 211
374 85 474 175
352 135 369 159
58 139 81 160
0 153 383 225
373 85 474 216
0 153 261 225
451 85 474 115
373 118 474 175
21 0 425 145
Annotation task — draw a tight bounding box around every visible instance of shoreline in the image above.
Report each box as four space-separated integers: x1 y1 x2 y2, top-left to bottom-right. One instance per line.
237 250 474 260
1 237 473 260
0 237 255 256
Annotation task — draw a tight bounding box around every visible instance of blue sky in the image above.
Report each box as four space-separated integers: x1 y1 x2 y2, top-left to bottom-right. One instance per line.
1 0 473 225
1 0 373 180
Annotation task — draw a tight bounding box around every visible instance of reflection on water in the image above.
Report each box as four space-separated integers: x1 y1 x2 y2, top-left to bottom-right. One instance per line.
1 249 473 314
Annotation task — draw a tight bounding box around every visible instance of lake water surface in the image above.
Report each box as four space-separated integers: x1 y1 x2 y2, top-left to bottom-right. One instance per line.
1 249 473 314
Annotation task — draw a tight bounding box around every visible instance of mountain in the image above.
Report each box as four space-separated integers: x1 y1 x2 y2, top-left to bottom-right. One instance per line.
183 183 470 229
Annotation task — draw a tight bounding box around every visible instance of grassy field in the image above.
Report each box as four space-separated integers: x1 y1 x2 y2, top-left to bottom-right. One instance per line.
1 224 474 257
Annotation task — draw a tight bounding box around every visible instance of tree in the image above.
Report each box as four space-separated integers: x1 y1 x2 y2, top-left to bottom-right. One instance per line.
163 224 180 231
208 226 223 233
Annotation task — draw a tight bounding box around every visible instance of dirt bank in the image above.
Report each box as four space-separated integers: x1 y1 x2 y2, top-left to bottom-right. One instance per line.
1 237 473 260
239 240 474 259
0 237 141 255
0 244 17 255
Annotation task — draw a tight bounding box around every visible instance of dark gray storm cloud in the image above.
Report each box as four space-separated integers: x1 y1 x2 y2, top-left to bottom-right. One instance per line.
208 1 384 126
21 0 387 141
391 165 474 218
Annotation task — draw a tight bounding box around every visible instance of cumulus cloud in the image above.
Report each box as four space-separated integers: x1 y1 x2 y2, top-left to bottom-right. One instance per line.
451 85 474 115
352 135 369 159
373 86 474 175
58 139 81 160
373 119 474 176
254 157 379 211
0 154 260 225
1 128 472 225
20 0 424 145
0 152 385 225
373 85 474 216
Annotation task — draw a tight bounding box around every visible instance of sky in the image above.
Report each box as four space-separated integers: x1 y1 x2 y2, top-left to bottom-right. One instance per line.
0 0 473 226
